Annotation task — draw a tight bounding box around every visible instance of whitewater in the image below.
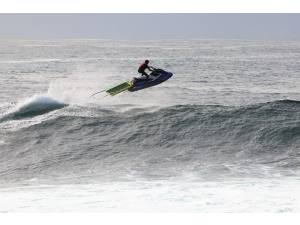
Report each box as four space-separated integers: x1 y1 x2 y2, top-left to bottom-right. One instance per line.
0 39 300 212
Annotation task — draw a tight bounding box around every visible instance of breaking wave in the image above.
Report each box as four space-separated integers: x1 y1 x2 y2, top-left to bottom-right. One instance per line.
0 95 67 121
1 99 300 183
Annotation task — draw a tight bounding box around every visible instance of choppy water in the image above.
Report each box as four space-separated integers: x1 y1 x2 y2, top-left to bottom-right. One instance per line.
0 39 300 212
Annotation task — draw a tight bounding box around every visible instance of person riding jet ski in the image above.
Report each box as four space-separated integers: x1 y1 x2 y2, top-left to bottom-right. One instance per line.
138 60 153 79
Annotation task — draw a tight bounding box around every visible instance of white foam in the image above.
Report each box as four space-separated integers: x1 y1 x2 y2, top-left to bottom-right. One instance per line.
1 94 65 121
0 177 299 212
15 94 64 111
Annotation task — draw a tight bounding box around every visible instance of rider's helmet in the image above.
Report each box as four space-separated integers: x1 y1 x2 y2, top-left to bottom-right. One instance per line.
145 60 149 64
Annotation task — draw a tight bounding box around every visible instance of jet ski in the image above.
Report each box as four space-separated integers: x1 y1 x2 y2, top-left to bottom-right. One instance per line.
128 68 173 92
90 68 173 97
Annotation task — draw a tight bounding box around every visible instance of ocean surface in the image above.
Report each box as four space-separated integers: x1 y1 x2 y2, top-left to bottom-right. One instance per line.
0 39 300 212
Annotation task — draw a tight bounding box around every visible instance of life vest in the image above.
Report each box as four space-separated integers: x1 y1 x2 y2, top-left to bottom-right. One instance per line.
138 63 148 73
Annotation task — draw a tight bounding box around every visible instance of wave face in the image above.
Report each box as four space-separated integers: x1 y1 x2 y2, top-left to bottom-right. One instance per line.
0 95 66 121
1 100 300 183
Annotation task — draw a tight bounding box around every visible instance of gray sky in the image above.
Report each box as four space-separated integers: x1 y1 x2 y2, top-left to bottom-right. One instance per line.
0 14 299 40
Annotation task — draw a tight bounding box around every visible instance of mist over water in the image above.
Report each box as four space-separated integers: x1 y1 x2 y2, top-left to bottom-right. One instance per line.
0 39 300 212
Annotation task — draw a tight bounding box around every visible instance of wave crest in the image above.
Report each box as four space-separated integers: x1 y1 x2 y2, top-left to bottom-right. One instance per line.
0 95 67 121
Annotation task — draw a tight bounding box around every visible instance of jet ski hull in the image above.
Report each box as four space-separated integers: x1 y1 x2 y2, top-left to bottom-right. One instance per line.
128 69 173 92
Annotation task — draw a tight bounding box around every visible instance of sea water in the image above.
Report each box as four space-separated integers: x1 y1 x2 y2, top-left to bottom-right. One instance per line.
0 39 300 212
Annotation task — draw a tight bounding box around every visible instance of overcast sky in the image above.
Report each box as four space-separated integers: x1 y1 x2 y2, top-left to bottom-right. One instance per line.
0 14 299 40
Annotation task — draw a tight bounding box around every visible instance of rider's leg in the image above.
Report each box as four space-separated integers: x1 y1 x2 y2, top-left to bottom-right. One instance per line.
142 72 149 79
